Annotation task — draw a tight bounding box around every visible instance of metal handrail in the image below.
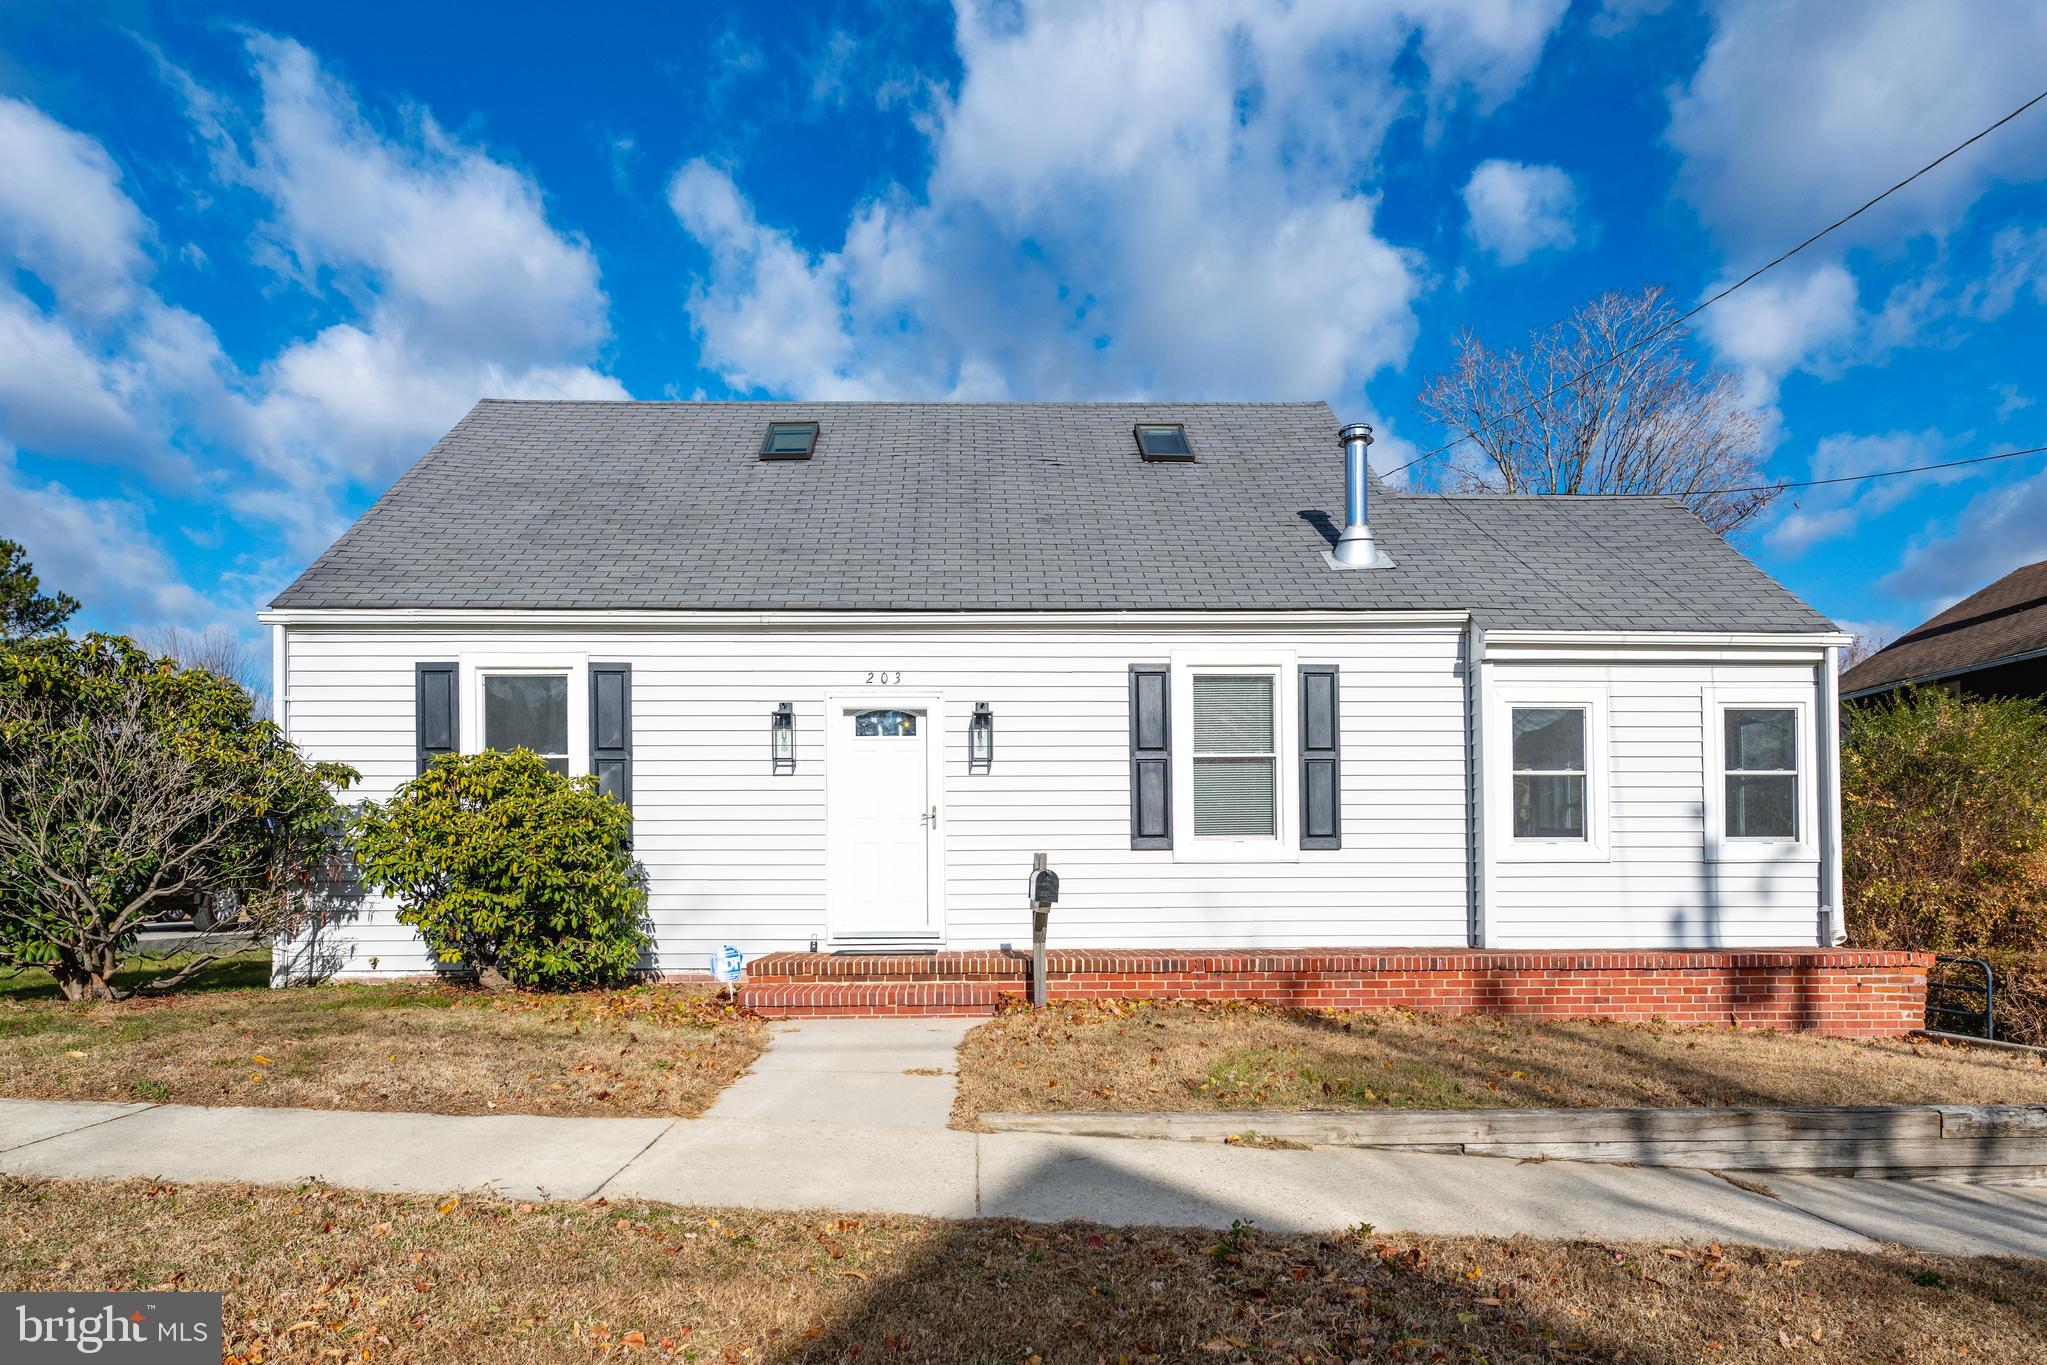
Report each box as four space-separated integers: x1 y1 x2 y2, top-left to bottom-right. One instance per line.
1927 955 1995 1040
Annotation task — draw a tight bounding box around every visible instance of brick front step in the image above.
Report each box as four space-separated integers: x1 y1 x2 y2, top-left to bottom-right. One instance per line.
735 947 1932 1034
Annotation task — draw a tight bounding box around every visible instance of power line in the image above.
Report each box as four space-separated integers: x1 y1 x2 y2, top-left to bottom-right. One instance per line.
1392 85 2047 478
1708 443 2047 498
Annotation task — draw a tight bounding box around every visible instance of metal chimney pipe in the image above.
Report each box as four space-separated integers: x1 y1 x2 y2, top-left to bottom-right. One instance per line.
1331 422 1386 568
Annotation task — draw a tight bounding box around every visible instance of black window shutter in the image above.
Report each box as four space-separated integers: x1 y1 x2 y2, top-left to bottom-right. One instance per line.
590 662 632 806
415 662 458 775
1299 664 1341 849
1130 663 1172 849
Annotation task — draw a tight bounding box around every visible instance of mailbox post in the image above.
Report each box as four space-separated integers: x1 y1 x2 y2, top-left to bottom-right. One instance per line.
1028 852 1059 1009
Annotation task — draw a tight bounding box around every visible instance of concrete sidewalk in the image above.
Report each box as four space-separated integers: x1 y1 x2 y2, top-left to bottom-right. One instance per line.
5 1018 2043 1257
705 1017 976 1128
5 1095 2046 1255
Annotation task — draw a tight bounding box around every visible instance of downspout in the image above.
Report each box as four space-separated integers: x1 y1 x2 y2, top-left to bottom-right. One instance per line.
1466 618 1491 948
270 623 287 729
1817 643 1846 945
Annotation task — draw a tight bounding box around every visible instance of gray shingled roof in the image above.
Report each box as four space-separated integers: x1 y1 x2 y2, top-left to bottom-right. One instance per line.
270 400 1833 632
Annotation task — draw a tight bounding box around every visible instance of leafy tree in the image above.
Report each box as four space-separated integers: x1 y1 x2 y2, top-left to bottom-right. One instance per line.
1842 686 2047 952
350 748 650 989
0 634 357 999
1 539 80 641
1416 287 1776 535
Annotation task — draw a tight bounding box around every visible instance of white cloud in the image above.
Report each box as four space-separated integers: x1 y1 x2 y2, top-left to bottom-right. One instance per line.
0 447 212 632
181 35 628 522
1696 262 1859 413
0 97 149 321
0 34 632 632
1884 463 2047 605
1461 159 1578 265
670 0 1566 402
241 36 607 367
1668 0 2047 256
1764 428 1967 556
0 288 142 456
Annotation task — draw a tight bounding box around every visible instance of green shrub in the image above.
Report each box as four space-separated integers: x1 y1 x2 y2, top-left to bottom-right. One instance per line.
1842 686 2047 953
0 633 355 1000
350 749 649 990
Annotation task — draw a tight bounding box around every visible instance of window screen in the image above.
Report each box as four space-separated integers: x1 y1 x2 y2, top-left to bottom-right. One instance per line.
1511 706 1586 839
1724 707 1797 839
1192 674 1276 838
483 675 570 775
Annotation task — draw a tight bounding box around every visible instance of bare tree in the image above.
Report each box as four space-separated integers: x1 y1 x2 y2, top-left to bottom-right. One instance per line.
1417 287 1778 535
144 625 271 717
1841 632 1891 673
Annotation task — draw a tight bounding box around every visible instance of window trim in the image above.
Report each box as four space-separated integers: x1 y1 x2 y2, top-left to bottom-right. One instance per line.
1704 688 1816 862
459 654 591 778
1491 684 1609 863
1169 652 1297 862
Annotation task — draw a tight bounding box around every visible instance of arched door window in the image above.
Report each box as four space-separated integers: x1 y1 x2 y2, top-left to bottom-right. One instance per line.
853 709 918 737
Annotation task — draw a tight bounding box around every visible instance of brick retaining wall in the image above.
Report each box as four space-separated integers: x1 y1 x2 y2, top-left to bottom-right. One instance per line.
734 947 1931 1036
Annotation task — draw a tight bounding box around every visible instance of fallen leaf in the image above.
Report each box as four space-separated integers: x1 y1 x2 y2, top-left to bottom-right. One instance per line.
253 1055 273 1065
436 1197 460 1216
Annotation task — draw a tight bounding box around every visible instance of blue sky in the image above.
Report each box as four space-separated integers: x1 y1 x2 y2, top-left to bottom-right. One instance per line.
3 1 2045 650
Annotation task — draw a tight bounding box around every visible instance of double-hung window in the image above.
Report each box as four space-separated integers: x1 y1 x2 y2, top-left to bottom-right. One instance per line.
1192 674 1279 839
1510 706 1587 840
481 672 572 775
1722 707 1799 841
1494 688 1606 860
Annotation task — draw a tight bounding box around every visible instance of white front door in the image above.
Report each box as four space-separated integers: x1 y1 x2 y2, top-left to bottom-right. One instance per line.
831 706 934 939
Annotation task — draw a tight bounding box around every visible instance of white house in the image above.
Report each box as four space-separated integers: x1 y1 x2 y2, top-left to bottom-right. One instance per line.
263 399 1850 986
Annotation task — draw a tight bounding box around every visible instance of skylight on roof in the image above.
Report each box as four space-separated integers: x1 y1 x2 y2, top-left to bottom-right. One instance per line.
1134 422 1193 461
760 421 819 460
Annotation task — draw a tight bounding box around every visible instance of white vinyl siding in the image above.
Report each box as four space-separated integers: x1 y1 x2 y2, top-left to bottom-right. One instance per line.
273 619 1473 979
1485 655 1825 949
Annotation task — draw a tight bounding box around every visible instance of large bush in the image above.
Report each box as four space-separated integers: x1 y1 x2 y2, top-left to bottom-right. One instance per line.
0 633 356 999
1841 686 2047 952
351 748 649 989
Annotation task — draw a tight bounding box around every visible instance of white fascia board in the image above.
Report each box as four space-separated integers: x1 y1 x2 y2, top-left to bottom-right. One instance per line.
1484 629 1850 662
257 607 1472 630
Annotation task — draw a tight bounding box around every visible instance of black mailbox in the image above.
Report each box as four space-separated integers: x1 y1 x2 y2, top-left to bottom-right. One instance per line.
1030 868 1060 906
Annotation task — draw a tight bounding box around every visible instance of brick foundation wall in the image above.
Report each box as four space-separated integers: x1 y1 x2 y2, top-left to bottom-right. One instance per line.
734 948 1931 1036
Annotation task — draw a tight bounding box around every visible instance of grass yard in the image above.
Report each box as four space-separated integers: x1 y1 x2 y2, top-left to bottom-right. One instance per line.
2 1176 2041 1364
0 950 767 1118
954 1001 2047 1121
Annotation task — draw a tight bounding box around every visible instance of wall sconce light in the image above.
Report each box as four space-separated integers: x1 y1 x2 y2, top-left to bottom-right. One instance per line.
771 702 795 772
969 702 994 771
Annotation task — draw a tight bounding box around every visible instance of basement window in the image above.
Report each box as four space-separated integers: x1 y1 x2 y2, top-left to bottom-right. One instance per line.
760 421 820 460
1134 423 1193 461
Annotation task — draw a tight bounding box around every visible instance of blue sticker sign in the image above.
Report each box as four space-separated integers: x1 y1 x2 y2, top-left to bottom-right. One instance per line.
711 945 746 983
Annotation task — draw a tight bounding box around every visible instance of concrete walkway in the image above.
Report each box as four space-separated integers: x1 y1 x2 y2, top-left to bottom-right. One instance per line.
2 1017 2044 1257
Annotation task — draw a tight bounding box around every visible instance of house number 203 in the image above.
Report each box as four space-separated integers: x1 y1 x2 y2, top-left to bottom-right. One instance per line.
864 670 904 685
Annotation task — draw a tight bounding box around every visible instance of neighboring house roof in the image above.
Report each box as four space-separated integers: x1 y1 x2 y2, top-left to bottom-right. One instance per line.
1841 558 2047 696
270 400 1834 632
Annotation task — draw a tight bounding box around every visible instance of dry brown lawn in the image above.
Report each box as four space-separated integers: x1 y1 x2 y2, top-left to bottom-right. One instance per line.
2 1175 2041 1364
0 962 767 1118
954 1001 2047 1121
